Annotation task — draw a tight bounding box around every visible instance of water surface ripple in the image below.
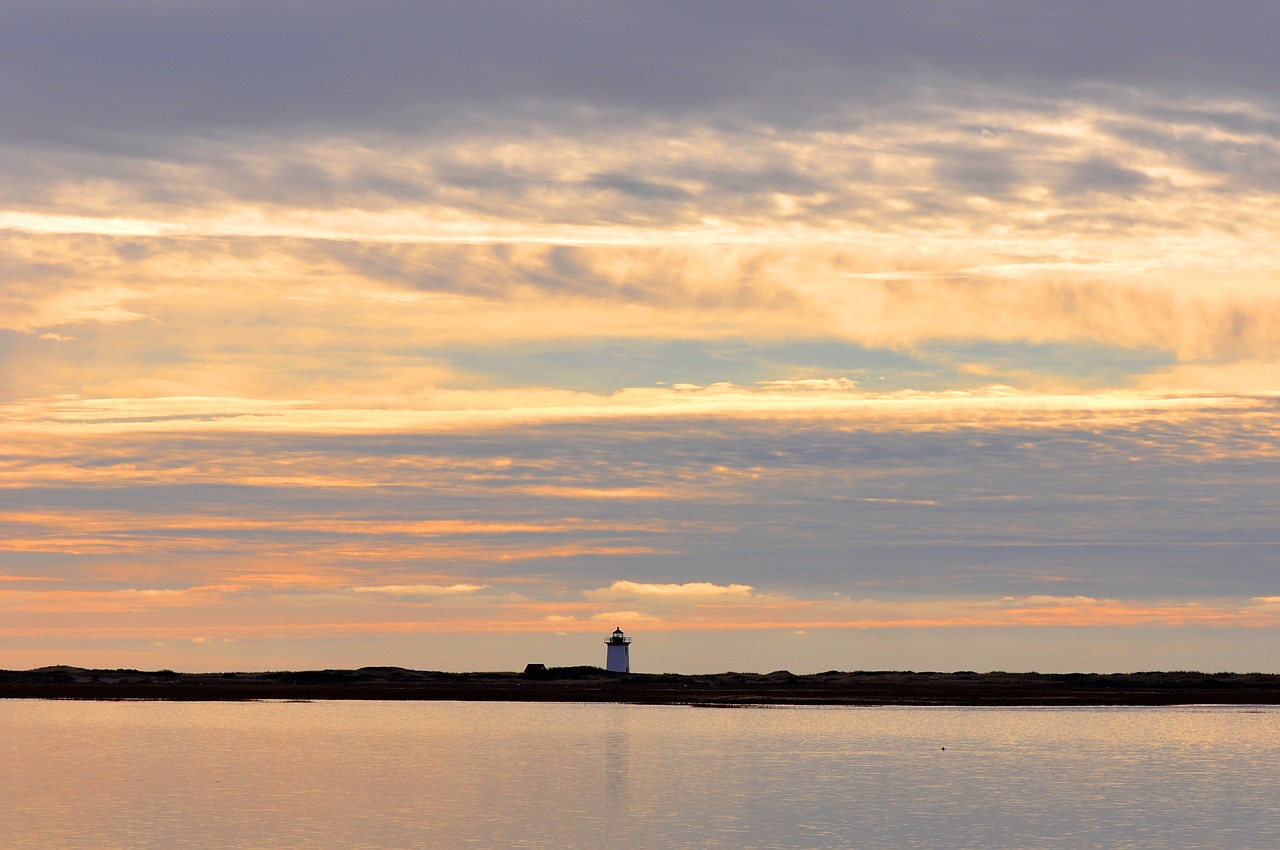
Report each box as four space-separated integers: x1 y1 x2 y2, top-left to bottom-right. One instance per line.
4 701 1277 849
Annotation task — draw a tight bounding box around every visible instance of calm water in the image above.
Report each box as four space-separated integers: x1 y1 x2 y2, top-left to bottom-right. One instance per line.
3 700 1278 849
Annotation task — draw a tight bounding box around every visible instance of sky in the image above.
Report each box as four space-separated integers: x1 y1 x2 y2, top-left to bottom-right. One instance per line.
3 1 1280 674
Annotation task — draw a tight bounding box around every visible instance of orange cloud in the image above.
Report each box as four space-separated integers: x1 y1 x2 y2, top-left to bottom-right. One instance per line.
0 583 242 614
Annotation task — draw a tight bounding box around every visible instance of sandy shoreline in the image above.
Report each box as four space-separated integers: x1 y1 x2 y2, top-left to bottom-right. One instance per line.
4 666 1280 706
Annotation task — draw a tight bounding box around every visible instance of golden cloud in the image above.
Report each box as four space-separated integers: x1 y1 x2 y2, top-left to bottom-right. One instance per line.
349 583 490 596
585 580 756 600
589 610 663 623
3 93 1280 404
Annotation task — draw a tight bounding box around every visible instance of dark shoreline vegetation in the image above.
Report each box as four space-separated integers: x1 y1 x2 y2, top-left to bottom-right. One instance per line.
4 666 1280 706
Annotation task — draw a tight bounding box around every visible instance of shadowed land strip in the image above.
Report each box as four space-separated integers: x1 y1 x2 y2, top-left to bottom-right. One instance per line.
3 667 1280 706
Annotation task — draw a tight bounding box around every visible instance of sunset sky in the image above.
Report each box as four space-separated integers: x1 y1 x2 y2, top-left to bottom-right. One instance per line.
4 2 1280 673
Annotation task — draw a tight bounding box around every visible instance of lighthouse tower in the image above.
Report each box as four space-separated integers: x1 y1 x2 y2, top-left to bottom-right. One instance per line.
605 627 631 673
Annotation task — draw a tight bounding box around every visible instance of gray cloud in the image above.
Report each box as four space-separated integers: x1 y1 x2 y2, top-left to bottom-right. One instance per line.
7 402 1280 599
1058 156 1151 197
3 2 1279 142
307 241 800 311
584 173 694 202
5 81 1279 245
930 147 1024 199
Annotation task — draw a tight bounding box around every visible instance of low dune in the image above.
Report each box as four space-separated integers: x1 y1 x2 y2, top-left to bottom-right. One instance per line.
3 666 1279 705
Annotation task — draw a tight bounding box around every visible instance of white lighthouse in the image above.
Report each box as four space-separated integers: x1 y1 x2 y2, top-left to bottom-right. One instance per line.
605 626 631 673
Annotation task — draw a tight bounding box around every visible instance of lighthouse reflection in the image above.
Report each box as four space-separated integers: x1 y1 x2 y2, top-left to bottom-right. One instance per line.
604 722 630 818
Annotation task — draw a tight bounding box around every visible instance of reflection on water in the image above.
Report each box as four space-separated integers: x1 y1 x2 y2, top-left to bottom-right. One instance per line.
605 724 629 821
3 700 1279 849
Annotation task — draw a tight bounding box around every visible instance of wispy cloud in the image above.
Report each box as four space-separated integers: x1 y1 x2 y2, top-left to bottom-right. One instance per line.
350 583 490 597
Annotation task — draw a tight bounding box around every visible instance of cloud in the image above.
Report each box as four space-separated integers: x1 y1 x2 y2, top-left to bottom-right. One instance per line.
991 595 1102 607
759 378 860 393
590 610 663 623
1058 155 1152 196
0 584 241 614
350 584 490 596
3 2 1279 144
5 90 1280 388
586 580 755 600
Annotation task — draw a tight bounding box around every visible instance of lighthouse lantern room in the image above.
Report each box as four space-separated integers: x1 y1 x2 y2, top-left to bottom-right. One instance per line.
605 627 631 673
